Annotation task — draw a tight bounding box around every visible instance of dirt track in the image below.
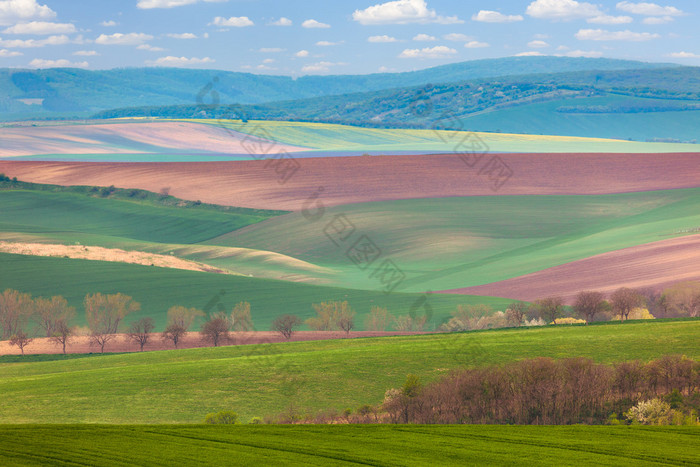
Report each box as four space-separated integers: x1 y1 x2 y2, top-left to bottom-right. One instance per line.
0 331 426 356
442 235 700 303
1 152 699 210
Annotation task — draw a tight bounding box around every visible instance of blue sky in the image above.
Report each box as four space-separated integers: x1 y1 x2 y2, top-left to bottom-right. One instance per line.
0 0 698 74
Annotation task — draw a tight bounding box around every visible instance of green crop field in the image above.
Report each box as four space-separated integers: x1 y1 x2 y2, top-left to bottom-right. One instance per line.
190 119 700 154
1 425 697 466
208 188 700 291
0 320 697 423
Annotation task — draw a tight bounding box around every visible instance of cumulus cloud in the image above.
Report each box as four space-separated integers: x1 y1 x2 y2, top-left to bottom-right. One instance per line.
565 49 603 57
528 40 550 48
526 0 602 21
0 48 21 56
211 16 254 27
301 61 341 73
137 44 164 52
669 51 700 58
399 45 457 58
0 34 70 48
575 28 660 41
294 49 309 57
352 0 462 25
316 40 341 46
302 19 330 28
29 58 88 68
616 1 684 16
587 15 633 24
270 17 292 26
150 55 214 66
368 35 398 42
73 50 98 56
0 0 56 26
472 10 523 23
137 0 227 9
101 20 117 27
464 41 489 48
166 32 197 39
96 32 153 45
2 21 75 35
413 33 436 41
516 51 545 56
443 33 470 41
642 16 674 24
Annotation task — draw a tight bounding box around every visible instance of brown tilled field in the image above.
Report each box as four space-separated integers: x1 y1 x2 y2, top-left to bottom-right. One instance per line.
442 235 700 303
1 152 700 210
0 331 426 356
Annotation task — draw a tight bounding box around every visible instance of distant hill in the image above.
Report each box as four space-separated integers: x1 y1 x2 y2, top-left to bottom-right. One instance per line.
0 57 675 121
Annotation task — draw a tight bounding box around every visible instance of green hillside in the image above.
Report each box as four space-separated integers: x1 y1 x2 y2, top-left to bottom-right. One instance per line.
207 188 700 292
0 321 698 423
1 425 697 466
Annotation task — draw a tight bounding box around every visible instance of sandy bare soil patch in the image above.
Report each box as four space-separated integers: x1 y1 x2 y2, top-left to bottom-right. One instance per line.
0 121 309 157
0 241 232 275
1 152 699 210
441 235 700 303
0 331 427 356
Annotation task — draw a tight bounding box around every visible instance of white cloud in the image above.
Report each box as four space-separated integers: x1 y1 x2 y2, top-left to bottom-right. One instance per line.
294 49 309 57
528 40 549 48
0 0 56 26
262 58 274 64
211 16 254 27
137 44 164 52
616 1 684 16
368 34 398 42
587 15 633 24
516 51 545 56
464 41 489 48
413 33 436 41
669 51 700 58
150 55 214 66
101 20 117 27
526 0 603 21
96 32 153 45
575 28 660 41
137 0 227 9
301 61 337 73
3 21 75 35
472 10 523 23
316 40 340 46
565 49 603 57
259 47 284 52
0 48 21 56
29 58 88 68
642 16 674 24
399 45 457 58
167 32 197 39
0 34 70 48
270 17 292 26
302 19 330 28
73 50 98 56
443 33 470 41
352 0 462 25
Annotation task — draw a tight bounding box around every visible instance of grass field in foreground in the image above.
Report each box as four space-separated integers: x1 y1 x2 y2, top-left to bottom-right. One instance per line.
1 425 698 466
0 320 697 423
190 118 700 154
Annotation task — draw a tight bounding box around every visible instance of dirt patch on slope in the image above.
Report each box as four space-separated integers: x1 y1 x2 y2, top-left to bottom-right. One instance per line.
440 235 700 303
0 241 232 275
1 152 699 210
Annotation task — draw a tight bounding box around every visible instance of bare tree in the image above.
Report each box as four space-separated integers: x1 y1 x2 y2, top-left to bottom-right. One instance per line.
337 305 356 336
162 323 187 348
0 289 34 340
610 287 645 322
506 302 528 327
166 305 204 330
272 314 301 340
35 295 75 337
9 331 32 356
364 306 393 331
306 301 354 331
200 313 231 347
662 281 700 318
573 291 607 323
49 320 72 355
231 301 254 331
85 293 140 353
89 331 115 353
531 297 565 324
127 318 155 351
